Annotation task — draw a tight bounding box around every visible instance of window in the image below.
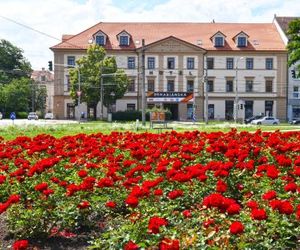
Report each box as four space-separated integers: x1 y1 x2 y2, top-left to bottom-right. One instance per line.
187 80 194 92
225 100 234 120
226 58 234 69
167 57 175 69
246 80 253 92
226 80 233 92
96 35 105 45
127 79 135 92
207 57 214 69
65 75 71 92
265 101 273 116
67 56 75 66
127 104 136 111
208 104 215 119
187 104 193 119
127 57 135 69
120 35 129 46
187 57 195 69
147 79 155 92
167 80 174 92
293 86 299 98
265 80 273 92
245 100 254 118
41 75 46 82
215 36 224 47
207 80 214 92
237 36 247 47
246 58 253 70
266 58 273 70
147 57 155 69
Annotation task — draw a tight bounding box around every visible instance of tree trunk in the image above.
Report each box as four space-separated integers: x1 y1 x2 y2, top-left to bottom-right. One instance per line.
93 105 97 120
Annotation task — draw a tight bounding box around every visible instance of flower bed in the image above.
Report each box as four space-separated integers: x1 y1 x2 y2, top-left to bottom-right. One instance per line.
0 130 299 249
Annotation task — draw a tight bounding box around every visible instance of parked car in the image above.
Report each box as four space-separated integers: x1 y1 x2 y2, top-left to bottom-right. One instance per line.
289 118 300 125
251 116 279 125
44 112 54 119
244 115 264 124
27 112 39 120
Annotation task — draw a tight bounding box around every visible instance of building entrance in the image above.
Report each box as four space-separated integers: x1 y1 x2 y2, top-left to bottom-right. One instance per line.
163 103 178 120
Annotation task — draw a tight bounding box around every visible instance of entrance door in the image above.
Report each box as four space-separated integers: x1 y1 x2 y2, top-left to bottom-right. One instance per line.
67 103 75 119
225 100 234 120
164 103 178 120
245 101 253 118
208 104 215 119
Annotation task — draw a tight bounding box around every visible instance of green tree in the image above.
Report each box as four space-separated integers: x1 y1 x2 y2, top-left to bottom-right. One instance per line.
287 18 300 77
29 84 47 115
69 45 129 119
0 78 31 115
0 39 32 83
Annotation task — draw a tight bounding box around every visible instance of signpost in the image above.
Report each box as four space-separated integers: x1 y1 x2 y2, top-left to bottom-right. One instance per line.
10 112 16 124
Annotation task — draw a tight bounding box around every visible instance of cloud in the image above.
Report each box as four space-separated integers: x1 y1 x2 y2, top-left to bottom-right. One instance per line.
0 0 299 69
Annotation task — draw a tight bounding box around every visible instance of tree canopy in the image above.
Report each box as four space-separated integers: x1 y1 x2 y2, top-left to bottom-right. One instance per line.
0 39 32 83
69 45 129 119
287 18 300 77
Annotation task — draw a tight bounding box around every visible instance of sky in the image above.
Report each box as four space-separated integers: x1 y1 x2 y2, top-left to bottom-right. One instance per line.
0 0 300 70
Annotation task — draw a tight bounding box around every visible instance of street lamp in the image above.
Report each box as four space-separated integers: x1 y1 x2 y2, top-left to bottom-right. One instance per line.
234 57 244 123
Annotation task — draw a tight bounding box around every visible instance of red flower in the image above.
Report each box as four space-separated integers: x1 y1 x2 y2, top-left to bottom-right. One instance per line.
78 169 88 178
284 183 297 192
124 240 139 250
251 209 268 220
266 165 279 179
203 218 215 228
230 221 244 235
13 239 29 250
105 201 116 208
262 190 277 200
167 190 183 200
8 194 20 204
278 201 294 215
77 200 90 209
43 189 54 197
34 182 48 192
216 179 227 193
246 200 258 210
226 204 241 215
154 189 163 196
159 238 180 250
125 196 139 208
0 175 6 184
148 216 168 234
182 209 192 218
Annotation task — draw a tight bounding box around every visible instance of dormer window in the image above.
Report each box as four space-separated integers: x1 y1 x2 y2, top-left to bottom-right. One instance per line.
210 31 226 47
215 36 224 47
96 35 105 45
233 31 249 47
117 30 131 46
92 30 107 46
120 35 129 46
238 36 247 47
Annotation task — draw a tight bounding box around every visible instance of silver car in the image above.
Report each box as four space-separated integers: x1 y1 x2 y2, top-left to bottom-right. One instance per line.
251 116 279 125
28 112 39 120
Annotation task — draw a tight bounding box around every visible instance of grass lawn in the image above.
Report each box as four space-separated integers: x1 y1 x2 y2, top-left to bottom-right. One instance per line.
1 120 300 140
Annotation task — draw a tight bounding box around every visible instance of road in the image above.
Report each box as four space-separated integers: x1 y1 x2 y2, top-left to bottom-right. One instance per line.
0 119 78 127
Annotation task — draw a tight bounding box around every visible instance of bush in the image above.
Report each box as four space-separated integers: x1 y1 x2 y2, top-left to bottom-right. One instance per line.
112 110 142 121
16 112 28 119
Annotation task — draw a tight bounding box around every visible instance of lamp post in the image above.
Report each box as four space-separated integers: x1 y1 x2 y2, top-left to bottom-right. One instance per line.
234 57 244 123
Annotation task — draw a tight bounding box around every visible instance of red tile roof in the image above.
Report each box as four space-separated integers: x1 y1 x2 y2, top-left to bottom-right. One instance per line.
275 16 300 35
51 22 286 51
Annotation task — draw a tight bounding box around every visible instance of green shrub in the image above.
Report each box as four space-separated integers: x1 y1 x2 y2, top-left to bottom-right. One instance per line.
112 110 142 121
16 112 28 119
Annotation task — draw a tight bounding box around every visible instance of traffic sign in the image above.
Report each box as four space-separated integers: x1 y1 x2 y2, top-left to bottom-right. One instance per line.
10 112 16 120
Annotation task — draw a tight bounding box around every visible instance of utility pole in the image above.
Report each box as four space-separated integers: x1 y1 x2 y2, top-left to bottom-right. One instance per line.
77 69 81 123
100 75 103 120
234 57 244 124
141 39 146 126
204 68 208 124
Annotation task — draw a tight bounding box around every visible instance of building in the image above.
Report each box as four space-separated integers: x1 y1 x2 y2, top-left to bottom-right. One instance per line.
51 22 287 121
31 68 54 113
274 16 300 120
